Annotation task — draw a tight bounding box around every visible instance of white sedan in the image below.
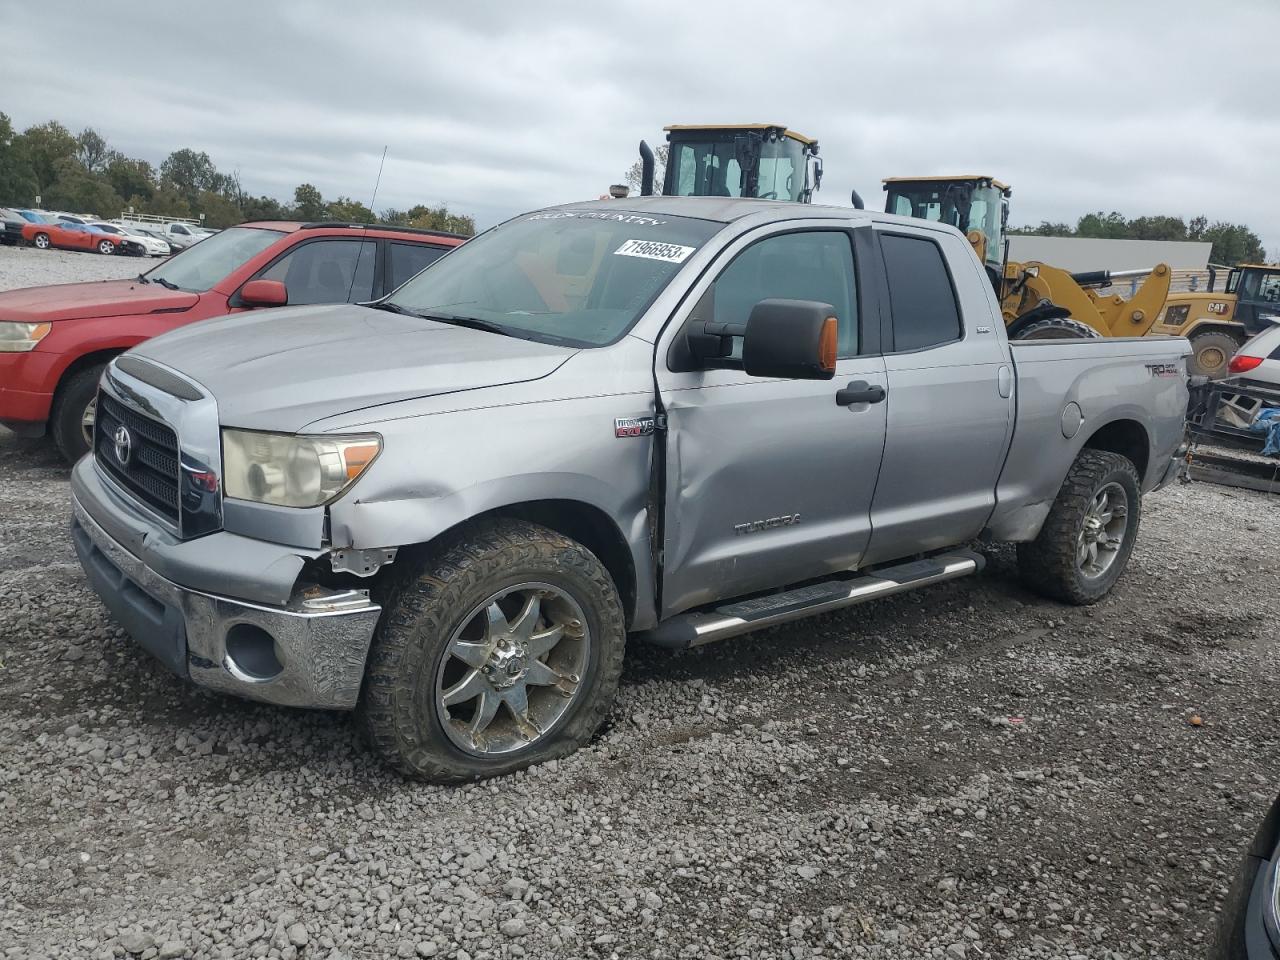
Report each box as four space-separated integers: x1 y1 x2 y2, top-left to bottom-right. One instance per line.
91 222 170 257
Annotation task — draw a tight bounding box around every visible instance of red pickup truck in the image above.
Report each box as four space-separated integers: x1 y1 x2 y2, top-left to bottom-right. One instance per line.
0 221 465 461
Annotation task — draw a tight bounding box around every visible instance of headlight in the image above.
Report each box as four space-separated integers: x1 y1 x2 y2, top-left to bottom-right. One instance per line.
222 429 381 508
0 321 52 352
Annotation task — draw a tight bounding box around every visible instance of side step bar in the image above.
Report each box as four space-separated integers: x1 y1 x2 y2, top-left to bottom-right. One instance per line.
637 550 985 650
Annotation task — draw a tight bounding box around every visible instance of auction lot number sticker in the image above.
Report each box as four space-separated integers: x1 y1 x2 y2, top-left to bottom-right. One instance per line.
614 239 696 263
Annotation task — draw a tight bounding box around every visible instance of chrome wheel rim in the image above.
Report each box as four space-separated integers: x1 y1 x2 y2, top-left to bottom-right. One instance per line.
81 396 97 448
435 581 589 757
35 234 48 248
99 241 113 255
1077 482 1128 579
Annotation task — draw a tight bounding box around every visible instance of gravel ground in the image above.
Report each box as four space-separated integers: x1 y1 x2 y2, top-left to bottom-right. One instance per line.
2 246 1279 959
0 244 157 290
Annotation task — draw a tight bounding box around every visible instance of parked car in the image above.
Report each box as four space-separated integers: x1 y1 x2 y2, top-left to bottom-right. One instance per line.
67 197 1191 782
1228 322 1280 387
123 226 174 256
0 207 26 245
1213 790 1280 958
0 220 465 460
22 218 123 255
89 222 170 257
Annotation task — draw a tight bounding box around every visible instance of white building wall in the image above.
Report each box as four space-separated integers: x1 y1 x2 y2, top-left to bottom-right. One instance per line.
1007 236 1212 272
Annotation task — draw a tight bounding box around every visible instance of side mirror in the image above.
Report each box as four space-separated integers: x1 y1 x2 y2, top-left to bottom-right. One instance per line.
742 299 838 379
240 279 288 307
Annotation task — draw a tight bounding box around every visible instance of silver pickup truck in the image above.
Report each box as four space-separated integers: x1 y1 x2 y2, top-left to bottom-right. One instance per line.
69 197 1190 781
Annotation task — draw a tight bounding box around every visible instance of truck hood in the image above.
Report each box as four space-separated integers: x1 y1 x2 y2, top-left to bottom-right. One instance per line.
0 279 199 322
131 303 577 431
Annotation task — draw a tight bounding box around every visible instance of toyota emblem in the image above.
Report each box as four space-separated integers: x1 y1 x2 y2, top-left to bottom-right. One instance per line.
113 425 133 466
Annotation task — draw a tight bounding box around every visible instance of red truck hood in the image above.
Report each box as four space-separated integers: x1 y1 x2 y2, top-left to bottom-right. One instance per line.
0 279 199 322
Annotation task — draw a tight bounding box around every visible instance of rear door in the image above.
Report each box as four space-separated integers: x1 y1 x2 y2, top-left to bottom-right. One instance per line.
656 223 889 615
384 240 450 295
862 226 1014 565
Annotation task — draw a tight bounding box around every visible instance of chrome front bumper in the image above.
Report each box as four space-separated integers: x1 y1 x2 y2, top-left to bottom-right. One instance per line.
71 494 381 710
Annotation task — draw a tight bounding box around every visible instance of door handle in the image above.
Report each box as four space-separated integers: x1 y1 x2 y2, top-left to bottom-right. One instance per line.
835 380 886 406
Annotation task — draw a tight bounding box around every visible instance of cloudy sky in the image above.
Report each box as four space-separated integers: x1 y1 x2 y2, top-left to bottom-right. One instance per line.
4 0 1278 253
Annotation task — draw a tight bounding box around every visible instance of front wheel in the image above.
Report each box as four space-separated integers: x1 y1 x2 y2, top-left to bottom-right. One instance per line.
51 362 108 463
32 232 50 250
97 239 116 255
358 518 626 782
1017 449 1141 604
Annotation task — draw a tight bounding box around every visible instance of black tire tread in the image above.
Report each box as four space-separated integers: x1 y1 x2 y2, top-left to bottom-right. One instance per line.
357 517 625 783
1013 317 1101 340
51 362 108 463
1017 449 1140 605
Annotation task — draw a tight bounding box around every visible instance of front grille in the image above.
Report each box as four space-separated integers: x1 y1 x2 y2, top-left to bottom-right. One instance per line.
96 391 181 526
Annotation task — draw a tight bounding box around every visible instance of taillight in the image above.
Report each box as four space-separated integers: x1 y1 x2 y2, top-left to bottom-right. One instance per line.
1228 355 1264 373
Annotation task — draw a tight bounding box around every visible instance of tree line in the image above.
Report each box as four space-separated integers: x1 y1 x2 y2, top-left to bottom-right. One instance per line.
0 113 476 235
1010 211 1265 266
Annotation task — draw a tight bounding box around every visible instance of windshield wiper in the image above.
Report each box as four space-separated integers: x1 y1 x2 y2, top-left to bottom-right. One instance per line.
150 276 179 290
371 302 512 337
368 301 417 316
135 273 150 284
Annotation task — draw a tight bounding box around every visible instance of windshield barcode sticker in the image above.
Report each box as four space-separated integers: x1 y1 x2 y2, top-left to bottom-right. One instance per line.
614 239 696 263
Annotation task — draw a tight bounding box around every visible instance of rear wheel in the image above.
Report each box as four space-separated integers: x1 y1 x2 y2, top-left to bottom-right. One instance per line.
1013 317 1101 340
358 518 626 782
32 232 50 250
1187 330 1241 379
51 362 108 463
1017 449 1141 604
97 239 116 255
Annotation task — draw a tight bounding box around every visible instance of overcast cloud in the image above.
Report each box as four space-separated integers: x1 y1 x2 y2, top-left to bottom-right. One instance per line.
3 0 1277 253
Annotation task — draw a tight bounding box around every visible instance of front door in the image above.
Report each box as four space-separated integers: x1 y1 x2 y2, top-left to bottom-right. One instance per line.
656 225 888 616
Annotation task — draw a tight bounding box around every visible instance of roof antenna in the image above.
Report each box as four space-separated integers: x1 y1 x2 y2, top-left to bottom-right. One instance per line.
346 145 388 303
367 145 388 222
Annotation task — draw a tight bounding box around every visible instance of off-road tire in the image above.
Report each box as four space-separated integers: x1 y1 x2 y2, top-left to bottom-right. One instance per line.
1188 330 1241 380
1212 796 1280 959
1017 449 1141 604
358 518 626 782
1013 317 1101 340
51 362 107 463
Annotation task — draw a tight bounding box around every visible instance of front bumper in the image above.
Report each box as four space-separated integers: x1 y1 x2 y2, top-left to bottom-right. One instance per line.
70 474 381 710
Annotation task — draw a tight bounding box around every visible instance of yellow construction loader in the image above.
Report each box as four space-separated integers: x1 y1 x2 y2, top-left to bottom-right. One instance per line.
883 175 1172 341
1148 264 1280 377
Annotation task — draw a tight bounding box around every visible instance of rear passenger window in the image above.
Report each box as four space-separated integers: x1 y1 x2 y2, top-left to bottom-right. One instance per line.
388 242 447 290
880 233 962 352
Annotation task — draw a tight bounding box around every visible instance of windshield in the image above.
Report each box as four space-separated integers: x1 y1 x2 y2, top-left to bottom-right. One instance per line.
756 137 806 202
144 226 283 292
385 209 720 346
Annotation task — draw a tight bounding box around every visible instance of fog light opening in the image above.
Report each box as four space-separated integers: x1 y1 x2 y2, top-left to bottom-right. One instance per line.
224 623 284 682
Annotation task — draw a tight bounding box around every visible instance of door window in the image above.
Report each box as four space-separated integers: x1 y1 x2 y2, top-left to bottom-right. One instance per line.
879 233 962 352
712 230 859 357
388 242 448 290
259 239 377 304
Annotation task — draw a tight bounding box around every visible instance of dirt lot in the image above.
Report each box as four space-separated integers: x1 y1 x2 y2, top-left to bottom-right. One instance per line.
1 248 1278 960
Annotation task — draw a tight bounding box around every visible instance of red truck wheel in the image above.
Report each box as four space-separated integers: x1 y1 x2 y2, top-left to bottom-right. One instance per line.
51 363 107 463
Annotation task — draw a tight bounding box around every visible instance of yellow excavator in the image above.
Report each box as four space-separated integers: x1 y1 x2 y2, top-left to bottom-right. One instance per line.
882 175 1172 341
1148 264 1280 377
